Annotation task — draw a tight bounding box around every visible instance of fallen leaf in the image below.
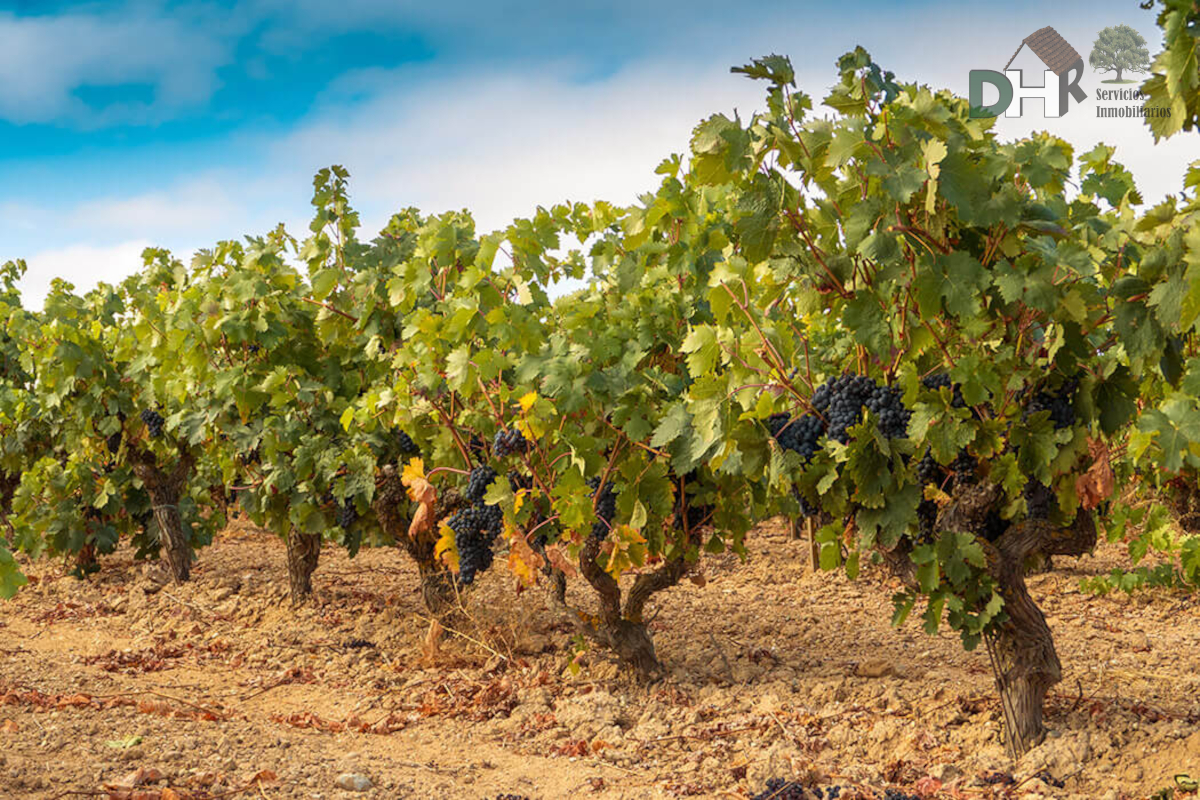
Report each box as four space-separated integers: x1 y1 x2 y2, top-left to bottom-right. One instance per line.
106 735 144 749
422 618 443 663
121 766 165 787
0 719 17 733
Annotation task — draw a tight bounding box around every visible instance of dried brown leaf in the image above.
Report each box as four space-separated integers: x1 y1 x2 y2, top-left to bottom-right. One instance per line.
1076 438 1115 510
543 544 577 578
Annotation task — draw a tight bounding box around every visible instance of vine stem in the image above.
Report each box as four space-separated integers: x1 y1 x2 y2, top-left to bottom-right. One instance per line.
301 297 359 323
426 466 469 478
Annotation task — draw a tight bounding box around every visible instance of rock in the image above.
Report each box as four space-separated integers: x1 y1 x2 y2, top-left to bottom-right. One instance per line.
334 773 372 792
1022 730 1091 778
855 659 892 678
930 763 962 782
556 690 626 740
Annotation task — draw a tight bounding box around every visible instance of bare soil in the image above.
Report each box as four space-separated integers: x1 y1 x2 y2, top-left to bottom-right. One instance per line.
1 519 1198 800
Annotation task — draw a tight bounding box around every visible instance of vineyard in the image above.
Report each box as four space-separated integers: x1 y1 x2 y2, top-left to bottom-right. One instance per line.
2 5 1200 798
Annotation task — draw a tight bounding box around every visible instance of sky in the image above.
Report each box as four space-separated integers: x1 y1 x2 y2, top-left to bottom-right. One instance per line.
1 0 1197 307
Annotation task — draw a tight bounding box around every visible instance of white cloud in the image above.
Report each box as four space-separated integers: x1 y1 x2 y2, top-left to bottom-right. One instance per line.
20 240 155 310
69 179 243 237
271 60 776 232
0 8 227 125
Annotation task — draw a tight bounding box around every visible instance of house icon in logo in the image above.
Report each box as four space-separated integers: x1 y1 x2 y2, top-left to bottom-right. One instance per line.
970 26 1087 118
1003 27 1084 76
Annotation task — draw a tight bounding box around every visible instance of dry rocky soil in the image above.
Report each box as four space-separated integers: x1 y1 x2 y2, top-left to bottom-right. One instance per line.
1 518 1198 800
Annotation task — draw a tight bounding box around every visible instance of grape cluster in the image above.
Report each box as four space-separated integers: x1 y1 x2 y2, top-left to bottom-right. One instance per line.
811 374 910 443
507 470 532 493
447 503 502 585
950 450 977 488
105 431 122 455
140 409 164 438
1024 377 1079 430
921 373 966 408
337 502 358 530
982 509 1008 542
395 430 420 458
767 413 824 461
750 778 805 800
468 434 487 459
466 465 497 504
916 450 944 487
587 476 617 540
493 427 528 457
883 790 920 800
1024 480 1055 520
917 499 938 542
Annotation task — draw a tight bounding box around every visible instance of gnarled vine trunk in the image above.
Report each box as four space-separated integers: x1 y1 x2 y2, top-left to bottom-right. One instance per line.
545 535 691 680
373 465 462 615
885 483 1097 758
130 447 195 584
286 531 322 604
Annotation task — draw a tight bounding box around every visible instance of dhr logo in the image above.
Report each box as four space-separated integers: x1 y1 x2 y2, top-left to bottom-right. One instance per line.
970 27 1087 118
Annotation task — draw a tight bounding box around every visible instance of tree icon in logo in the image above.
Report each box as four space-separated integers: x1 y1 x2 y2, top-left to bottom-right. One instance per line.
1088 24 1151 83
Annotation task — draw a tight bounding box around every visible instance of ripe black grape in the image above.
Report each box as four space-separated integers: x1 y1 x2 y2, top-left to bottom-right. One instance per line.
493 427 528 457
465 465 497 504
916 450 944 486
337 502 358 529
468 434 487 459
447 495 504 585
922 373 966 408
811 374 910 443
981 509 1008 542
507 470 532 493
140 409 164 438
916 498 938 543
750 778 805 800
951 450 977 488
587 476 617 540
395 430 420 458
1024 480 1055 520
448 505 495 585
768 413 825 461
1023 377 1079 430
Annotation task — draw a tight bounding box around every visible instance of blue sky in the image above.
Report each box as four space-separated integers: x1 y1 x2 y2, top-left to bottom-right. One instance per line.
2 0 1196 306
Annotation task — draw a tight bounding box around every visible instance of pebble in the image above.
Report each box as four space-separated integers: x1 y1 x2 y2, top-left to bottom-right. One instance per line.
335 773 372 792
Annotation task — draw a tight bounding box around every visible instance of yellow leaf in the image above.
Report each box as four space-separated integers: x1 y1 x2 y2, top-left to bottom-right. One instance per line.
515 419 534 442
513 488 526 513
604 524 647 582
506 525 545 586
434 523 459 572
401 457 426 487
517 391 538 411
